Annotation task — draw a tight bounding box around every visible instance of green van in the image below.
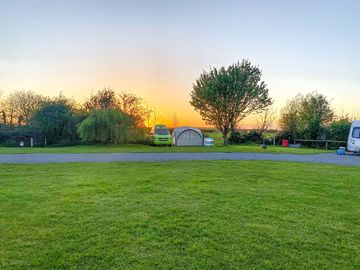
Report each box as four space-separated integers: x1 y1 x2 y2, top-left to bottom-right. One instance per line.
151 124 172 146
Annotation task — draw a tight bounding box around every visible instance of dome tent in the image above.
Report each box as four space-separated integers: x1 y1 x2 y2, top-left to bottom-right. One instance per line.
172 126 203 146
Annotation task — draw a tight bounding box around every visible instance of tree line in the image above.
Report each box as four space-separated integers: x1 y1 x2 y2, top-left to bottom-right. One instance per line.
0 88 153 146
190 60 357 145
1 59 357 147
278 92 357 143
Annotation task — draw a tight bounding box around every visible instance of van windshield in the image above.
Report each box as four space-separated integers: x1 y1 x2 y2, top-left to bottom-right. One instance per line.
155 129 170 135
352 127 360 138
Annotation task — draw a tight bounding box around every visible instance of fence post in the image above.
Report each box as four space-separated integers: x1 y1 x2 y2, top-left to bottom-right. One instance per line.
325 141 328 150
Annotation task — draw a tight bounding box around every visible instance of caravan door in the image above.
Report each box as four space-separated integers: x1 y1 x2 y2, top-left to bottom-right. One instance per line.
348 121 360 152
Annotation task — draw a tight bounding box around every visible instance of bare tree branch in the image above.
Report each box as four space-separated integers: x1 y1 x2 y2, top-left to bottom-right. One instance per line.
171 112 179 129
256 108 277 136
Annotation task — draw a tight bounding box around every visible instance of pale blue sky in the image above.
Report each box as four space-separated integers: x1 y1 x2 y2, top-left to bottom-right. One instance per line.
1 0 359 125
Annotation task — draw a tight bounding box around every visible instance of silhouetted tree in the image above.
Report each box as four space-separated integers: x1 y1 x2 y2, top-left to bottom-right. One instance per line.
5 90 47 125
256 108 276 136
84 88 118 111
171 112 179 129
118 92 146 127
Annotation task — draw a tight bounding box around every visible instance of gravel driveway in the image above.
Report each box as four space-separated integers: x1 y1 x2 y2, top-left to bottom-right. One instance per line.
0 152 359 166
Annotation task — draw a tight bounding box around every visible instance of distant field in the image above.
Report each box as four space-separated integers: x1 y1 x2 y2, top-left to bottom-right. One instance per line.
0 144 332 155
1 160 359 269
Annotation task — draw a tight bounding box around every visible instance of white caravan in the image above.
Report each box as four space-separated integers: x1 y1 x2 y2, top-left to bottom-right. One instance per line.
348 120 360 153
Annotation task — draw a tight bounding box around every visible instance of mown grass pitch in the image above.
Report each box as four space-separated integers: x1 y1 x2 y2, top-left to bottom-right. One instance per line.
1 161 359 269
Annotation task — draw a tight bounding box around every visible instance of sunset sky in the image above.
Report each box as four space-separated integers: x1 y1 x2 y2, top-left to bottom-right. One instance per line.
1 0 360 127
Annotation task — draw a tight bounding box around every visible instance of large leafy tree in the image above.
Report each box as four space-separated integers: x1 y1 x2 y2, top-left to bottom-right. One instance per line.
300 92 334 139
31 102 78 145
279 92 334 140
77 109 135 143
84 89 147 127
190 60 272 144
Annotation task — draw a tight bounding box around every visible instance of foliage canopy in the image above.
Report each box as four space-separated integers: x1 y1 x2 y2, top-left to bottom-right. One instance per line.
31 102 79 145
190 60 272 144
279 92 334 140
77 109 137 143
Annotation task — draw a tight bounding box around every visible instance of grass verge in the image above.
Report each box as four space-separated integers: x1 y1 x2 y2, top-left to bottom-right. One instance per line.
0 144 332 155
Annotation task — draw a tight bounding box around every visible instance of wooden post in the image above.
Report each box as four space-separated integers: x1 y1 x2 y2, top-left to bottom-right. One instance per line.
325 141 328 150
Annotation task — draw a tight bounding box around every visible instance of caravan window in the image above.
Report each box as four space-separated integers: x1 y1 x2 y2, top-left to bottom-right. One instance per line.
352 127 360 138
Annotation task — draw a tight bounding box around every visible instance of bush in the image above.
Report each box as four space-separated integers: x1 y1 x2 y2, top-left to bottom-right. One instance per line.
229 132 245 144
229 130 263 144
327 120 351 141
246 130 263 143
0 126 40 146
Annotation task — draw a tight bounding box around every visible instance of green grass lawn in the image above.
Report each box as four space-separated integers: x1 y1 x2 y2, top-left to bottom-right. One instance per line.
0 144 332 155
1 161 359 269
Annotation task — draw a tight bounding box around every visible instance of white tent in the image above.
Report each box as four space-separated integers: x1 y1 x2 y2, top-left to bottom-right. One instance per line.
172 126 203 146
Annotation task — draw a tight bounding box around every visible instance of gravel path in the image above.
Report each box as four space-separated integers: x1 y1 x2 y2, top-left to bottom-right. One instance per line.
0 152 359 166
